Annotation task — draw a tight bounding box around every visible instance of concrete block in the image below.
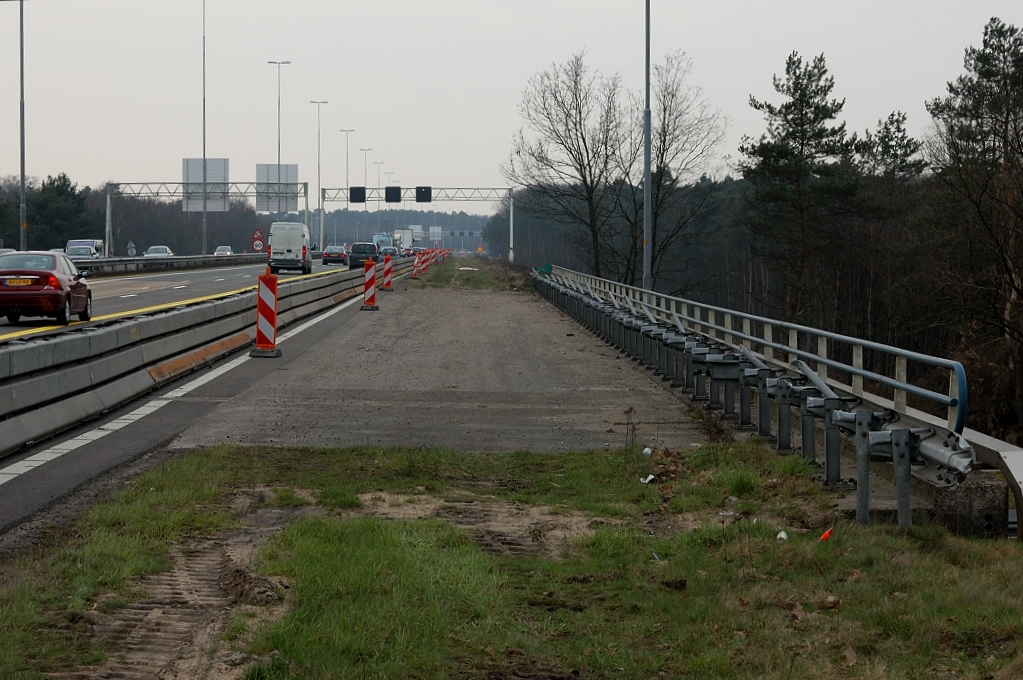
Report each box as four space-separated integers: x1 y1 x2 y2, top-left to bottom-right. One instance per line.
932 472 1009 538
96 371 158 411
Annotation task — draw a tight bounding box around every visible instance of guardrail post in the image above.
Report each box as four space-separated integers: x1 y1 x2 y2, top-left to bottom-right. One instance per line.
855 411 876 524
852 345 864 396
757 368 773 439
723 313 732 345
724 382 736 417
892 428 916 530
742 318 751 350
800 392 817 463
894 356 908 414
740 369 755 429
763 322 773 362
824 397 845 485
777 380 792 452
788 328 797 365
947 369 958 432
817 336 828 383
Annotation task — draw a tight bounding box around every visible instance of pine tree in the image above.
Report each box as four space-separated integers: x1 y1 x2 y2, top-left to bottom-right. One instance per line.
739 52 855 321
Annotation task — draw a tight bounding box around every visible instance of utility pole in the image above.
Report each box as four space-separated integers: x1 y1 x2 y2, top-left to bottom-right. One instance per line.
642 0 652 291
310 100 328 249
19 0 27 251
268 60 291 215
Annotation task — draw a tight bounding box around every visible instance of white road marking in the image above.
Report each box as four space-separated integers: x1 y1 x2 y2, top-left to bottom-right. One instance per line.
0 287 372 484
173 285 187 289
119 294 137 298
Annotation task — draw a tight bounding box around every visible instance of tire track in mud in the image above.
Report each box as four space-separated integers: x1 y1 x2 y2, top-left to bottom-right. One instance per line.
56 540 232 680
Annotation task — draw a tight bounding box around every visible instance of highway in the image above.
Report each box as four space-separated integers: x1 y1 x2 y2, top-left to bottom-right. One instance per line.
0 260 351 343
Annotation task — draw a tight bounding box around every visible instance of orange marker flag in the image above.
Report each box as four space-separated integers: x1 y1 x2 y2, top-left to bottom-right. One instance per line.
819 527 834 542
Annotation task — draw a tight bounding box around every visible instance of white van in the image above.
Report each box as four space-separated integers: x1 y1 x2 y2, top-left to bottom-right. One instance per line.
267 221 312 274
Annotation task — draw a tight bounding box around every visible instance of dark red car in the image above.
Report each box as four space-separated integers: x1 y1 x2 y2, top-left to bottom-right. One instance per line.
0 251 92 325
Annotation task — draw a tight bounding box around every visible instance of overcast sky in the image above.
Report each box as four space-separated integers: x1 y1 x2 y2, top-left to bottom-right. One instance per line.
0 1 1018 215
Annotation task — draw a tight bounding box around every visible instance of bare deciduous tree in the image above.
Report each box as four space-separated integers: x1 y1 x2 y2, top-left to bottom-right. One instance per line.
611 51 727 289
503 53 623 277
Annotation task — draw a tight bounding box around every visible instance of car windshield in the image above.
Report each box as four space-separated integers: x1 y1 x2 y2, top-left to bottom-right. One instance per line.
67 247 92 256
0 254 55 270
147 247 167 254
351 244 376 254
215 246 231 253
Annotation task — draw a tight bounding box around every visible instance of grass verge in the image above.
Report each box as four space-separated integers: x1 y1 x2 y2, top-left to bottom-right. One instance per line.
1 443 1021 679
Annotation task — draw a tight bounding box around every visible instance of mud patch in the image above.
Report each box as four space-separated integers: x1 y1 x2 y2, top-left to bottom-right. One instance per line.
360 492 596 559
51 489 313 680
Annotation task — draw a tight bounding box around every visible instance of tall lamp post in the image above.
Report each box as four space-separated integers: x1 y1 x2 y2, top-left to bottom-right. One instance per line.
201 0 208 255
310 100 328 249
359 148 372 185
5 0 28 251
642 0 652 291
340 128 354 202
268 60 291 215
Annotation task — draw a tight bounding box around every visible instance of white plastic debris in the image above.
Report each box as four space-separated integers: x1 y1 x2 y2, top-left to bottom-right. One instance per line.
777 531 788 541
643 447 652 456
640 474 655 484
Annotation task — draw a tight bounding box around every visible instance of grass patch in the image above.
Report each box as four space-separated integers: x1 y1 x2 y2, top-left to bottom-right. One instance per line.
420 256 527 291
0 442 1022 678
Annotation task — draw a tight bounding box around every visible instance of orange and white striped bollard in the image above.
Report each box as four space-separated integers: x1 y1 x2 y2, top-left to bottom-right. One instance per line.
250 272 282 357
361 260 379 311
382 254 393 291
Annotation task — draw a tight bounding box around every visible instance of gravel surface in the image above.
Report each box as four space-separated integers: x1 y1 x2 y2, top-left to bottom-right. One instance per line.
170 273 704 453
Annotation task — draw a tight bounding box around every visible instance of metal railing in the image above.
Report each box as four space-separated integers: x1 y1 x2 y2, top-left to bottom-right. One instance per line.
550 266 966 433
535 265 1020 536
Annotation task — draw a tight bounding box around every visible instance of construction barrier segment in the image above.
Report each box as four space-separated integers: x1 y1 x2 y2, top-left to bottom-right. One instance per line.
361 261 379 311
250 272 282 357
382 254 393 291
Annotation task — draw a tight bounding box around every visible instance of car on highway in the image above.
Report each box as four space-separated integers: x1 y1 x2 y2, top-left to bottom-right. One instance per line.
321 245 348 266
379 246 399 260
48 247 65 253
0 250 91 324
213 245 233 256
267 221 312 274
348 242 379 268
66 245 101 262
143 245 174 258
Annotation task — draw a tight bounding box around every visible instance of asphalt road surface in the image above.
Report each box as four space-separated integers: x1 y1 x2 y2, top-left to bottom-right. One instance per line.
0 266 704 539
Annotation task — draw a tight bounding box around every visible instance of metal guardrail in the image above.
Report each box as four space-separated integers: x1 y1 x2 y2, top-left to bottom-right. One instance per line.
76 253 271 277
0 259 413 460
534 265 1022 536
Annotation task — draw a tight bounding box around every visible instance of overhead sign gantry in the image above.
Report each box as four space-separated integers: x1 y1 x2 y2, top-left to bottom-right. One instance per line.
321 186 516 262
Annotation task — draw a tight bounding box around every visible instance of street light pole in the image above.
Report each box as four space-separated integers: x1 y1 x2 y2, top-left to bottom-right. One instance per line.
310 100 328 249
360 149 371 185
340 129 354 202
642 0 652 291
201 0 208 255
268 60 291 215
19 0 27 251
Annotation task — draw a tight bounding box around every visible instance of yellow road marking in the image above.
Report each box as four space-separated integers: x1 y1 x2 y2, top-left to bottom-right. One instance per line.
0 268 339 343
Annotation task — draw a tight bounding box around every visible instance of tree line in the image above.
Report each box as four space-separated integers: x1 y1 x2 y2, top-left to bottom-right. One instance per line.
486 18 1023 442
